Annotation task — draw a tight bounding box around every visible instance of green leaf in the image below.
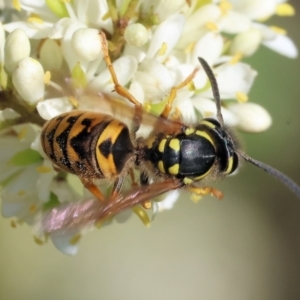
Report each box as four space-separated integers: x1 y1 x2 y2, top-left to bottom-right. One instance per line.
194 0 212 11
45 0 69 18
43 192 60 211
71 62 88 89
0 170 22 188
0 64 8 90
148 98 168 115
67 174 84 195
9 148 43 166
119 0 131 17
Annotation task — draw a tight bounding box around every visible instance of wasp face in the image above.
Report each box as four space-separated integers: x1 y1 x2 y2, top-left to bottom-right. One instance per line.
197 118 239 175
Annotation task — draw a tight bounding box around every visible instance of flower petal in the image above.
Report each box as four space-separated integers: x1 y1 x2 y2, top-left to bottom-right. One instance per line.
263 33 298 58
192 97 238 127
147 14 185 61
191 32 223 65
36 97 73 120
227 102 272 132
88 55 138 92
50 231 79 255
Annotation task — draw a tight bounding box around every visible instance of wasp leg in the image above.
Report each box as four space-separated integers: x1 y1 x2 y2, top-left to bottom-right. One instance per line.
99 178 183 219
109 175 127 201
128 167 138 187
80 178 105 202
169 107 183 123
159 68 198 119
99 31 143 133
139 170 152 209
187 185 223 200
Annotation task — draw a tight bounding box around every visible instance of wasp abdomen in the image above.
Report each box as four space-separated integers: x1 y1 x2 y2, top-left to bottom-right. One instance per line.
41 111 134 179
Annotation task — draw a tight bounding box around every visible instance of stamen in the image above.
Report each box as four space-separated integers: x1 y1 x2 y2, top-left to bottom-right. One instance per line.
270 26 287 35
11 220 17 228
12 0 21 11
44 71 51 85
36 166 52 173
230 53 243 64
68 96 79 109
158 42 168 56
276 3 295 16
69 234 82 245
29 204 37 213
219 0 232 15
34 236 45 245
184 42 195 54
236 92 248 103
47 80 65 94
28 13 44 24
205 22 219 32
18 127 27 140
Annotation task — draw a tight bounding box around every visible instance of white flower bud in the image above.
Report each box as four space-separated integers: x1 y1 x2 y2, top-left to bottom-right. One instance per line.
39 39 63 71
12 57 45 104
4 28 31 73
230 28 262 57
124 23 148 47
228 102 272 132
71 28 102 61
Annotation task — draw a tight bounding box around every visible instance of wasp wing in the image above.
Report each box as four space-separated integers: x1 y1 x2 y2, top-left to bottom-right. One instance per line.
77 91 183 135
41 179 182 234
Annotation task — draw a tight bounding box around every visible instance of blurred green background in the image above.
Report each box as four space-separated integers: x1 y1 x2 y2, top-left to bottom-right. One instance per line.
1 2 300 300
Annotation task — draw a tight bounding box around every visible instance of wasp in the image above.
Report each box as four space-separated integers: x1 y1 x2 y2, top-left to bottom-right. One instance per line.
41 32 300 234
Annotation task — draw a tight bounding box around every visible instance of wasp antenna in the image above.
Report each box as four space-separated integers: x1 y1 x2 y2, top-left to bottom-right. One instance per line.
198 57 225 127
239 151 300 199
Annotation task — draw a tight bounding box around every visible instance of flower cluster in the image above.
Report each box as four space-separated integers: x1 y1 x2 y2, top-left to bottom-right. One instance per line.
0 0 297 254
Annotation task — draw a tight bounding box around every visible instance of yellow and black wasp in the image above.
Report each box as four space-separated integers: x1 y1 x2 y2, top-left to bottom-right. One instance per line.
41 32 300 233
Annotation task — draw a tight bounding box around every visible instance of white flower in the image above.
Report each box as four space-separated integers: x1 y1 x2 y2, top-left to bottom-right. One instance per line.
0 124 54 224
